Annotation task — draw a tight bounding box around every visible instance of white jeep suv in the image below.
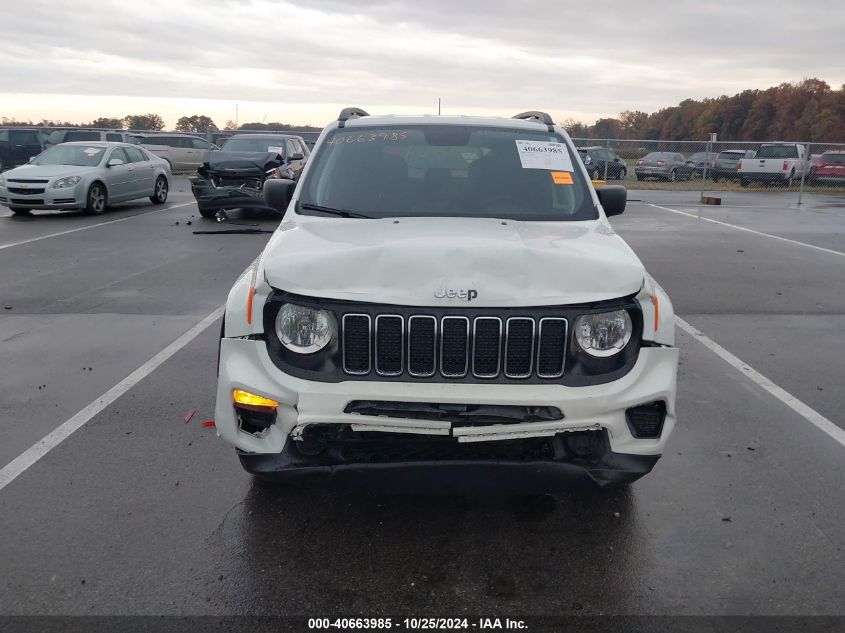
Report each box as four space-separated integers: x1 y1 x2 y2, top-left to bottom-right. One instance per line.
214 109 678 490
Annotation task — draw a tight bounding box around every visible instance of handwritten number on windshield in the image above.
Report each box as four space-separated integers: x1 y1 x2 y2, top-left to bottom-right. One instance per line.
326 131 409 145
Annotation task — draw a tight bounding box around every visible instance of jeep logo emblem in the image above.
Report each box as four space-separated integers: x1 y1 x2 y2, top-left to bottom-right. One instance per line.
434 287 478 301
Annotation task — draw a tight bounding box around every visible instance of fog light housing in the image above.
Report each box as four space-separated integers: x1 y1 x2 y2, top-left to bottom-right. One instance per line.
232 388 279 412
625 401 666 438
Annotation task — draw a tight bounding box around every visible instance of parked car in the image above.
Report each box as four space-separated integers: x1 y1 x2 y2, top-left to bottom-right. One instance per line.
213 108 678 490
191 134 309 217
132 133 219 172
46 129 136 145
577 146 627 180
685 152 719 178
711 149 756 182
0 142 170 216
738 142 810 187
0 128 46 172
808 150 845 185
635 152 692 181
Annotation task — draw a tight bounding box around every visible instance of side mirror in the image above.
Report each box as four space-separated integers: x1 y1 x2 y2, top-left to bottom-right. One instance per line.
107 158 124 167
263 178 296 215
595 185 626 217
288 153 304 161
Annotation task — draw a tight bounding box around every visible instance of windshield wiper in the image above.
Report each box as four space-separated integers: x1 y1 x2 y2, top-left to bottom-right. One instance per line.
298 202 373 219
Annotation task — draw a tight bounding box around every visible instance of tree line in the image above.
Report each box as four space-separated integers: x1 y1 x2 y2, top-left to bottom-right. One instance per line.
4 79 843 141
561 79 845 142
0 113 322 133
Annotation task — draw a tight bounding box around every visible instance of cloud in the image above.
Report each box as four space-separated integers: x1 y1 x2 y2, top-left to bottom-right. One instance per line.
0 0 841 126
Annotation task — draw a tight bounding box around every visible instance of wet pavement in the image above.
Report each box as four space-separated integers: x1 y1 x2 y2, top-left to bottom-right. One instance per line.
0 180 843 618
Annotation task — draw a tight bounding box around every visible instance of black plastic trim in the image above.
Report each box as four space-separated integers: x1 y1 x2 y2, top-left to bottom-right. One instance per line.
262 290 643 386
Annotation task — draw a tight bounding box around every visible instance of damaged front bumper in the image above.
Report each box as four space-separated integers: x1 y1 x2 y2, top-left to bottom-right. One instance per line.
191 179 271 212
215 338 678 488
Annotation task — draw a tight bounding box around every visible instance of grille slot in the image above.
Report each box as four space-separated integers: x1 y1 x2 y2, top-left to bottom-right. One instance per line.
537 318 568 378
504 318 535 378
342 314 371 375
472 317 502 378
408 316 436 377
440 317 469 377
341 312 573 380
375 315 403 376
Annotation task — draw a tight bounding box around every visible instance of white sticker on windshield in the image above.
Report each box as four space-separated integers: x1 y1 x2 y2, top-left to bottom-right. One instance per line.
515 140 573 171
83 147 103 156
267 146 285 154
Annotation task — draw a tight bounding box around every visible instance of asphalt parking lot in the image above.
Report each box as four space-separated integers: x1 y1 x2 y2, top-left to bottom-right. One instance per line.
0 179 843 619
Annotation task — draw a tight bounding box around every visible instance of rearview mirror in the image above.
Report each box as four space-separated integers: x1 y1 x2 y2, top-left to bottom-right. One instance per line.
263 178 296 215
288 153 304 161
595 185 626 217
107 158 124 167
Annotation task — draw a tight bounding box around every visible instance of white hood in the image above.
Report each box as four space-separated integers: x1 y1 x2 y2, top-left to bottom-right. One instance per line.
262 216 645 307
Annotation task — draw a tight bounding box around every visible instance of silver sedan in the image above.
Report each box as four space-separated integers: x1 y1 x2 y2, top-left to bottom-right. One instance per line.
0 141 171 216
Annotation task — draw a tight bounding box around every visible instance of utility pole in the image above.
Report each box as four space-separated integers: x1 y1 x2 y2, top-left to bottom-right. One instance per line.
438 98 441 115
235 104 239 128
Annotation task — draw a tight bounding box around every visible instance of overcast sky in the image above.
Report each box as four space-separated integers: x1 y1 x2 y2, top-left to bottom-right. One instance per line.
0 0 842 128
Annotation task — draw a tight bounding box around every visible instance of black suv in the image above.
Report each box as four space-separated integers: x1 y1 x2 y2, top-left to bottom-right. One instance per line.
577 146 627 180
0 128 46 172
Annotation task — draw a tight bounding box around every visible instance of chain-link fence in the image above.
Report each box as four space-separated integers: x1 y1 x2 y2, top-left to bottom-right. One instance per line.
572 138 845 198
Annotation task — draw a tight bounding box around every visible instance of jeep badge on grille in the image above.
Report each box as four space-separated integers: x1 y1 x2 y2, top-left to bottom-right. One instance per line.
434 287 478 301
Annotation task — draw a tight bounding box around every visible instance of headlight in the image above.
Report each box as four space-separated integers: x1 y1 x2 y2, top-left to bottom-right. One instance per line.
52 176 82 189
574 310 632 357
275 303 335 354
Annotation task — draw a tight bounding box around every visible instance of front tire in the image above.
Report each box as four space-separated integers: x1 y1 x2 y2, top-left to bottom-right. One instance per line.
150 175 168 204
199 206 220 218
740 177 750 188
84 183 107 215
618 167 627 180
668 169 677 182
590 168 600 180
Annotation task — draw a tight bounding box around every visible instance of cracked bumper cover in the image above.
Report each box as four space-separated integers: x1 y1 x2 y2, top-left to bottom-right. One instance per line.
215 338 678 485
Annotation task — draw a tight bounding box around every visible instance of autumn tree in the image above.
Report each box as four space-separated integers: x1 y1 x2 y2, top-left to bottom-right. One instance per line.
175 115 218 133
124 113 165 131
89 117 124 129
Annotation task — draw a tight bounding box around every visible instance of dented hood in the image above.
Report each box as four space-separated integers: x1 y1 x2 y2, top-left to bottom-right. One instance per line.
201 151 281 173
261 216 645 307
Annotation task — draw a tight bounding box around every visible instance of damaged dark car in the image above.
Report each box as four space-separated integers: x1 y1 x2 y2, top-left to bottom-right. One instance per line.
191 134 310 218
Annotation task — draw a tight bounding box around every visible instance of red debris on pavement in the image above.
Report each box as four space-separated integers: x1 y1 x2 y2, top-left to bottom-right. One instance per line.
183 409 196 424
201 420 216 428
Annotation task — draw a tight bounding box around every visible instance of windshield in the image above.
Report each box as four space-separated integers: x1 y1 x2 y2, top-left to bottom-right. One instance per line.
221 137 287 154
31 145 107 167
756 145 799 159
299 125 595 221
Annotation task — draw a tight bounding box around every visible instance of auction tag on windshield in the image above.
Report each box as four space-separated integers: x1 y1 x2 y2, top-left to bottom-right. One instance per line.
267 146 284 154
515 140 573 171
83 147 102 156
551 171 573 185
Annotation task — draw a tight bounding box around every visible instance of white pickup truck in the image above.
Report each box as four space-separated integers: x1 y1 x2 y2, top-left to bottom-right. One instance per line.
739 143 809 187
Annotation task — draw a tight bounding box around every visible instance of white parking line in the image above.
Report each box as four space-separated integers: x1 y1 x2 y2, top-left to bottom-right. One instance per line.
676 316 845 449
0 305 224 494
649 203 845 259
0 201 195 252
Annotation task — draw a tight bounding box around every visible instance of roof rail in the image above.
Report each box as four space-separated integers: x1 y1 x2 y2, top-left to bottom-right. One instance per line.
338 107 370 128
513 111 555 132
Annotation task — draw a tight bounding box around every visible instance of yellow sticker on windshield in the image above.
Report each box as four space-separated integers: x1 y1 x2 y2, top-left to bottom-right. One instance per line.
551 171 573 185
